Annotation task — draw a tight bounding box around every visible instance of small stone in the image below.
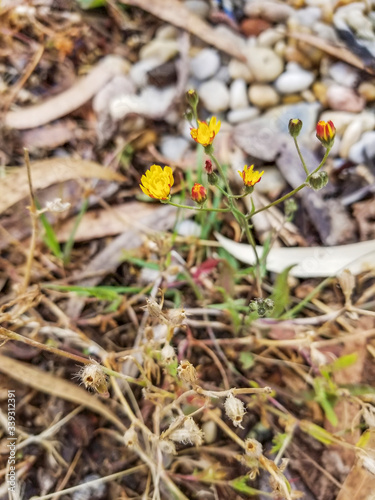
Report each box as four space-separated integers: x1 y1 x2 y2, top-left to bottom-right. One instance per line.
160 136 190 162
358 82 375 102
139 39 179 63
190 48 221 80
291 7 322 27
215 66 231 84
244 47 284 83
176 219 202 238
244 0 294 23
227 107 260 124
199 79 230 112
255 166 286 195
130 58 162 87
155 25 178 40
228 59 254 82
184 0 209 18
274 63 315 94
312 81 328 106
258 27 286 47
326 84 365 113
147 61 177 87
248 84 279 108
348 131 375 164
328 62 359 88
338 112 375 158
229 79 248 110
240 18 271 37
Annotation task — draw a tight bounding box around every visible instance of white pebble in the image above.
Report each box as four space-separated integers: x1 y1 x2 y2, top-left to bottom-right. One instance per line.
199 79 230 112
190 48 221 80
326 84 365 113
176 220 202 238
229 79 248 110
274 63 314 94
329 62 359 88
228 59 254 82
244 47 284 83
227 107 260 124
160 136 190 161
184 0 209 18
139 39 179 63
248 84 279 108
130 58 161 88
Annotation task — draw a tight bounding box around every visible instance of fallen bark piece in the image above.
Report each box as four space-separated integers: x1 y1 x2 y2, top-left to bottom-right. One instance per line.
0 158 125 214
5 55 130 130
216 233 375 278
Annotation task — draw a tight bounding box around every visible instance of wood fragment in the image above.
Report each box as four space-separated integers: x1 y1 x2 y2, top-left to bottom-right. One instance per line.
118 0 246 62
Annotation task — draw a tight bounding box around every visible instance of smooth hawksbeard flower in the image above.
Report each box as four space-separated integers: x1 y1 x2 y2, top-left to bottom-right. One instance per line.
238 165 264 187
191 183 207 204
190 116 221 147
140 164 174 200
316 120 336 148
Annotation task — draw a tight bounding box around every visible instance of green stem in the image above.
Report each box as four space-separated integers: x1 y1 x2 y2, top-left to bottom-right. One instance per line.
210 153 232 196
63 197 89 264
166 200 230 213
250 183 306 217
293 137 309 176
310 146 331 176
215 184 248 199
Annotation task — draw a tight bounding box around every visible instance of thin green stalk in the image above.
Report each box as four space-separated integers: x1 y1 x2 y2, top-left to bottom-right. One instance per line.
63 197 89 264
165 200 230 213
293 137 309 176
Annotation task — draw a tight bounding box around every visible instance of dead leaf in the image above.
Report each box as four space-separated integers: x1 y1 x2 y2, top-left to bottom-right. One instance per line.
118 0 246 62
5 55 130 130
0 354 126 432
0 158 125 214
56 201 158 242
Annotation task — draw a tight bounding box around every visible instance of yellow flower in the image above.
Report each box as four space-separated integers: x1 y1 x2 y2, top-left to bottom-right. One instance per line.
238 165 264 187
140 164 174 200
190 116 221 147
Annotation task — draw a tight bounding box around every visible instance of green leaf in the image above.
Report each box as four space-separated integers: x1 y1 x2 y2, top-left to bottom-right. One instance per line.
76 0 106 8
330 353 358 372
269 265 295 317
300 420 335 445
231 476 273 497
313 377 338 427
38 211 63 259
239 352 255 370
270 433 288 454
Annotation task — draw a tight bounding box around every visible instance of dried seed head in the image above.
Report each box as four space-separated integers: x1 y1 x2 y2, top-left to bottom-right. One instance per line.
338 269 355 306
124 427 138 449
159 439 177 455
169 417 204 447
78 362 109 395
142 297 164 320
161 343 176 365
363 404 375 428
244 438 263 459
166 308 187 328
45 198 71 213
177 360 197 385
224 393 246 428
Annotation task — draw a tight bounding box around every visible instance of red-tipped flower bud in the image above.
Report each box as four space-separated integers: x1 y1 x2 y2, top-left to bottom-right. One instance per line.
205 159 213 174
191 183 207 204
316 120 336 148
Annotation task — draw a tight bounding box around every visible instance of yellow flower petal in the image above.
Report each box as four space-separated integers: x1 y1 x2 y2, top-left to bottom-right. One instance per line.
140 164 174 200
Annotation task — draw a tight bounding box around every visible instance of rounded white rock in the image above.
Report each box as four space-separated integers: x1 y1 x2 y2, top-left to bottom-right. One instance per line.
190 48 221 81
244 47 284 83
199 79 230 112
229 79 249 110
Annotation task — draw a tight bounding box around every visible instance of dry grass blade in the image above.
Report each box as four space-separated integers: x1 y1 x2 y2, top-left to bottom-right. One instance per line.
0 158 125 214
289 31 375 75
118 0 246 62
0 354 126 432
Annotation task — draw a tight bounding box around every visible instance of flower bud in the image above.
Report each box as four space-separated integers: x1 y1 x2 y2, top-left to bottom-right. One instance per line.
169 417 204 446
159 439 177 455
161 343 176 364
177 360 197 385
205 159 213 174
288 118 303 138
264 298 274 311
249 298 273 317
191 183 207 204
284 198 297 219
207 172 218 185
308 171 329 190
244 438 263 459
186 89 199 108
224 393 246 428
316 120 336 148
78 362 109 396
